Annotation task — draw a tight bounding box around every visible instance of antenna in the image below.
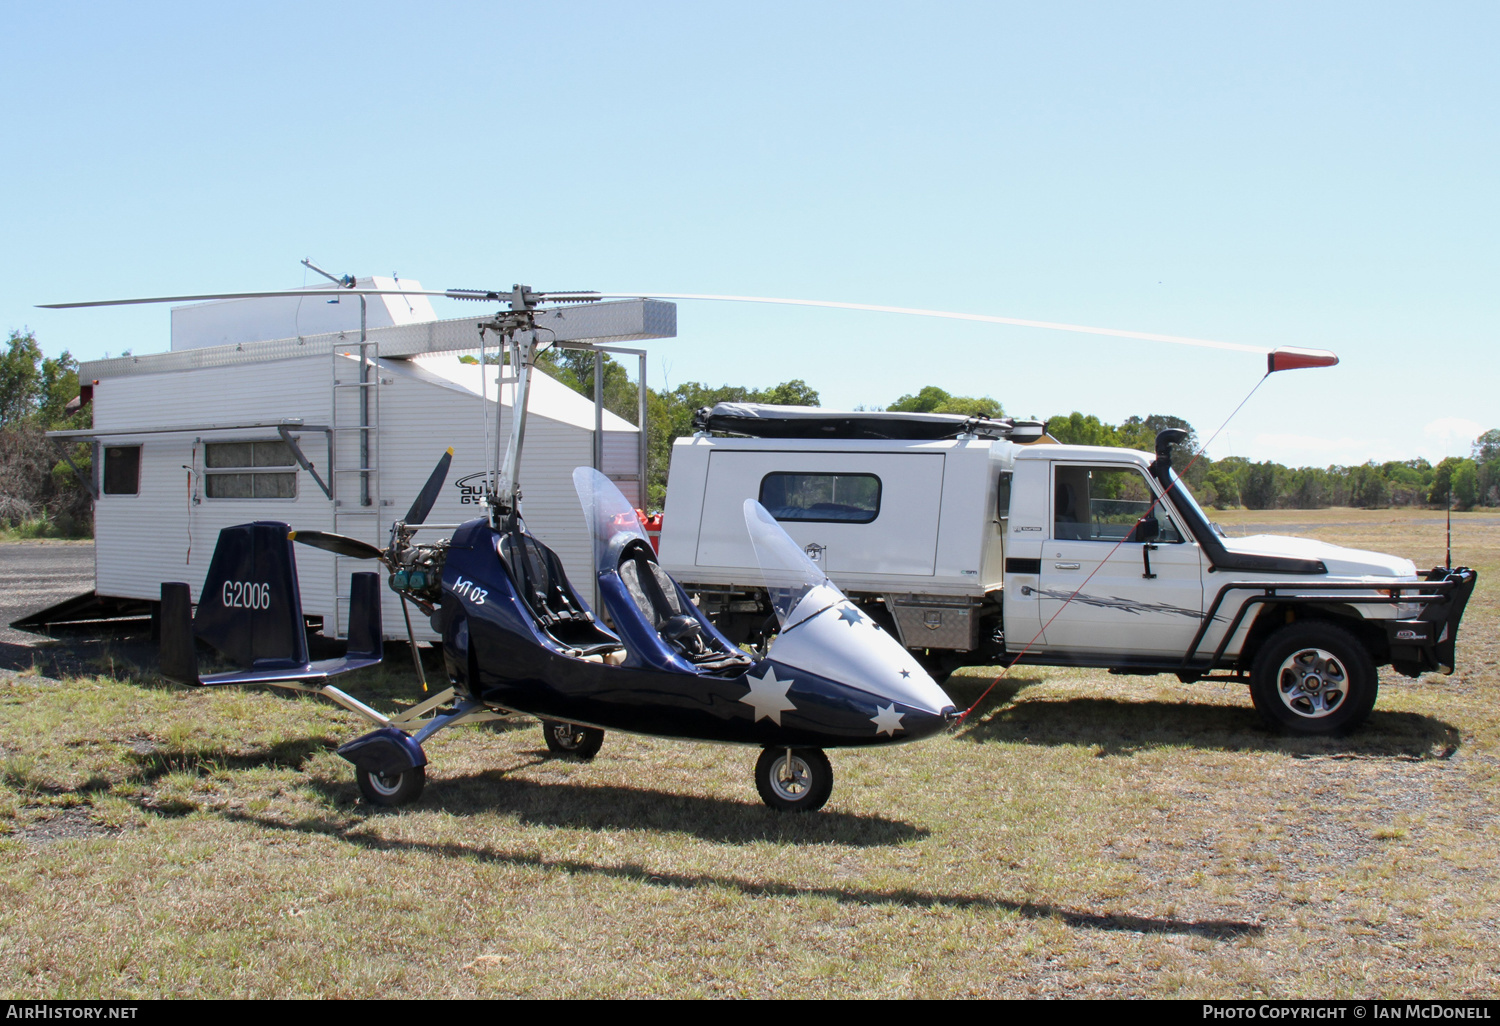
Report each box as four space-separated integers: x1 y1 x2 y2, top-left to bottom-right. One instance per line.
1447 483 1453 570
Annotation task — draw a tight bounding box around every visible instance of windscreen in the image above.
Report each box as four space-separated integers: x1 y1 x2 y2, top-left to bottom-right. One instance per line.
1162 466 1214 528
742 499 845 629
573 467 653 575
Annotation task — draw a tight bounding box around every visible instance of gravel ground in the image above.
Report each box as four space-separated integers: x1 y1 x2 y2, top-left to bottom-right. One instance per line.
0 541 96 647
0 541 155 681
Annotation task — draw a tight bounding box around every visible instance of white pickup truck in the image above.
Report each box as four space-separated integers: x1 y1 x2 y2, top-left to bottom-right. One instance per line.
657 403 1477 735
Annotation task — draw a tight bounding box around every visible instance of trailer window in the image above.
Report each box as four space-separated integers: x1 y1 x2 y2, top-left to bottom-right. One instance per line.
758 472 881 523
102 446 141 496
205 441 297 499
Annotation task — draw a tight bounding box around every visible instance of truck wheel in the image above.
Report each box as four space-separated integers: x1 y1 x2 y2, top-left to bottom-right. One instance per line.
1249 622 1377 735
541 720 605 760
356 764 426 806
755 747 833 812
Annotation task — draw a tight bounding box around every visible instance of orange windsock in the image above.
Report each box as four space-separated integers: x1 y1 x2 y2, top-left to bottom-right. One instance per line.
1267 347 1339 373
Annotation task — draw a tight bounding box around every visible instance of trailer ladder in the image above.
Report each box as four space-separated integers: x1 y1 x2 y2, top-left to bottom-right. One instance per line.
330 339 386 636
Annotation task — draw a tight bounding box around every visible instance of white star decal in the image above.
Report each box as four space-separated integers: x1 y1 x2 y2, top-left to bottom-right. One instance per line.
871 703 905 737
740 667 798 725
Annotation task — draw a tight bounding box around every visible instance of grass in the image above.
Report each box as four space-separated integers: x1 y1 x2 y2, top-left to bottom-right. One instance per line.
1 508 1497 997
0 514 91 542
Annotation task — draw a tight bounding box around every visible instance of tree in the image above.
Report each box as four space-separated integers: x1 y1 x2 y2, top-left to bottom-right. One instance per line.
1240 462 1284 510
1285 467 1329 509
632 379 821 508
1428 457 1468 506
1472 429 1500 465
887 385 1003 418
1202 464 1242 508
1472 430 1500 507
0 330 91 533
0 331 43 427
761 379 820 407
1045 412 1119 447
1348 463 1390 508
1117 414 1197 453
1452 460 1479 510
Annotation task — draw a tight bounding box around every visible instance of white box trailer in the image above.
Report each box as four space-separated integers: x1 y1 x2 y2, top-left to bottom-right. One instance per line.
51 298 675 642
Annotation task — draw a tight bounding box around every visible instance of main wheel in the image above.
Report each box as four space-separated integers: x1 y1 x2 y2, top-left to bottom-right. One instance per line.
755 747 833 812
541 720 605 760
1249 622 1377 735
355 764 426 806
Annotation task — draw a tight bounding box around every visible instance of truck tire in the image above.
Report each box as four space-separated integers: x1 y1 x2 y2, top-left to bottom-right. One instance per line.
1249 621 1377 735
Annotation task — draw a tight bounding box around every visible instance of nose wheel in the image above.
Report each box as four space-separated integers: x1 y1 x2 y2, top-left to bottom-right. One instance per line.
755 747 833 812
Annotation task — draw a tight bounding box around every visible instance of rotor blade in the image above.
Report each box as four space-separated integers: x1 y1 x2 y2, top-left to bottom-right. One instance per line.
40 287 604 310
592 292 1273 355
404 448 454 526
288 530 384 560
38 288 459 310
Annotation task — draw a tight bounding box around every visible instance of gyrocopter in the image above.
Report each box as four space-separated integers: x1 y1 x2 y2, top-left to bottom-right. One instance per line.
81 284 958 812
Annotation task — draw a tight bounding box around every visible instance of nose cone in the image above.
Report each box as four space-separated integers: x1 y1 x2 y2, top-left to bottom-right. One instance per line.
766 598 956 728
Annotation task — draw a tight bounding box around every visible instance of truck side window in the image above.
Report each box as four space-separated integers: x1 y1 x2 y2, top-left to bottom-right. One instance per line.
758 472 880 523
1053 465 1182 543
996 470 1012 521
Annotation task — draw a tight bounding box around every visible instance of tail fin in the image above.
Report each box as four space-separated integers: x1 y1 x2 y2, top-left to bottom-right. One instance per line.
160 521 385 687
193 521 309 668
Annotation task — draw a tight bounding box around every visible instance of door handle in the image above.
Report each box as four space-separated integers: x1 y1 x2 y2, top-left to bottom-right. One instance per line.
1053 562 1081 570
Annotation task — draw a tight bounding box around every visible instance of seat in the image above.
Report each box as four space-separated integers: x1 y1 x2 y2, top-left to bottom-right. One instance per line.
616 540 751 673
497 529 621 658
1054 481 1087 540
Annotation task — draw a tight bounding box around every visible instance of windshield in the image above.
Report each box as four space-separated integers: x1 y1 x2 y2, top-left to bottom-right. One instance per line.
742 499 845 628
1161 467 1217 531
572 467 653 574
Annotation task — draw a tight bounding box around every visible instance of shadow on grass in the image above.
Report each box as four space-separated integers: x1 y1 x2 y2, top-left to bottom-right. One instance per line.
226 808 1262 940
942 672 1047 710
9 739 342 820
123 738 341 783
957 696 1461 760
0 629 164 685
310 768 928 847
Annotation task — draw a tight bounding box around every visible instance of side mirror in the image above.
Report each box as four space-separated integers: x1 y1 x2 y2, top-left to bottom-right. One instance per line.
1133 515 1160 543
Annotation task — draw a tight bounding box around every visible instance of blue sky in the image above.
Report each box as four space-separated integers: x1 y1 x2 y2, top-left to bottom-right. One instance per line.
3 2 1496 467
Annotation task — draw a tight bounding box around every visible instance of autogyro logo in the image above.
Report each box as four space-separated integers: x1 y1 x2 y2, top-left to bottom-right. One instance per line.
454 472 487 506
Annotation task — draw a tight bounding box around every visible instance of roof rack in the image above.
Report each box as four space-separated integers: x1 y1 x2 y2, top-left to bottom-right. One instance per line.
693 403 1046 442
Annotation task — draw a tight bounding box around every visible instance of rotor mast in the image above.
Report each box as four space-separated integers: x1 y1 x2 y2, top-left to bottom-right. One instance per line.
467 285 601 530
